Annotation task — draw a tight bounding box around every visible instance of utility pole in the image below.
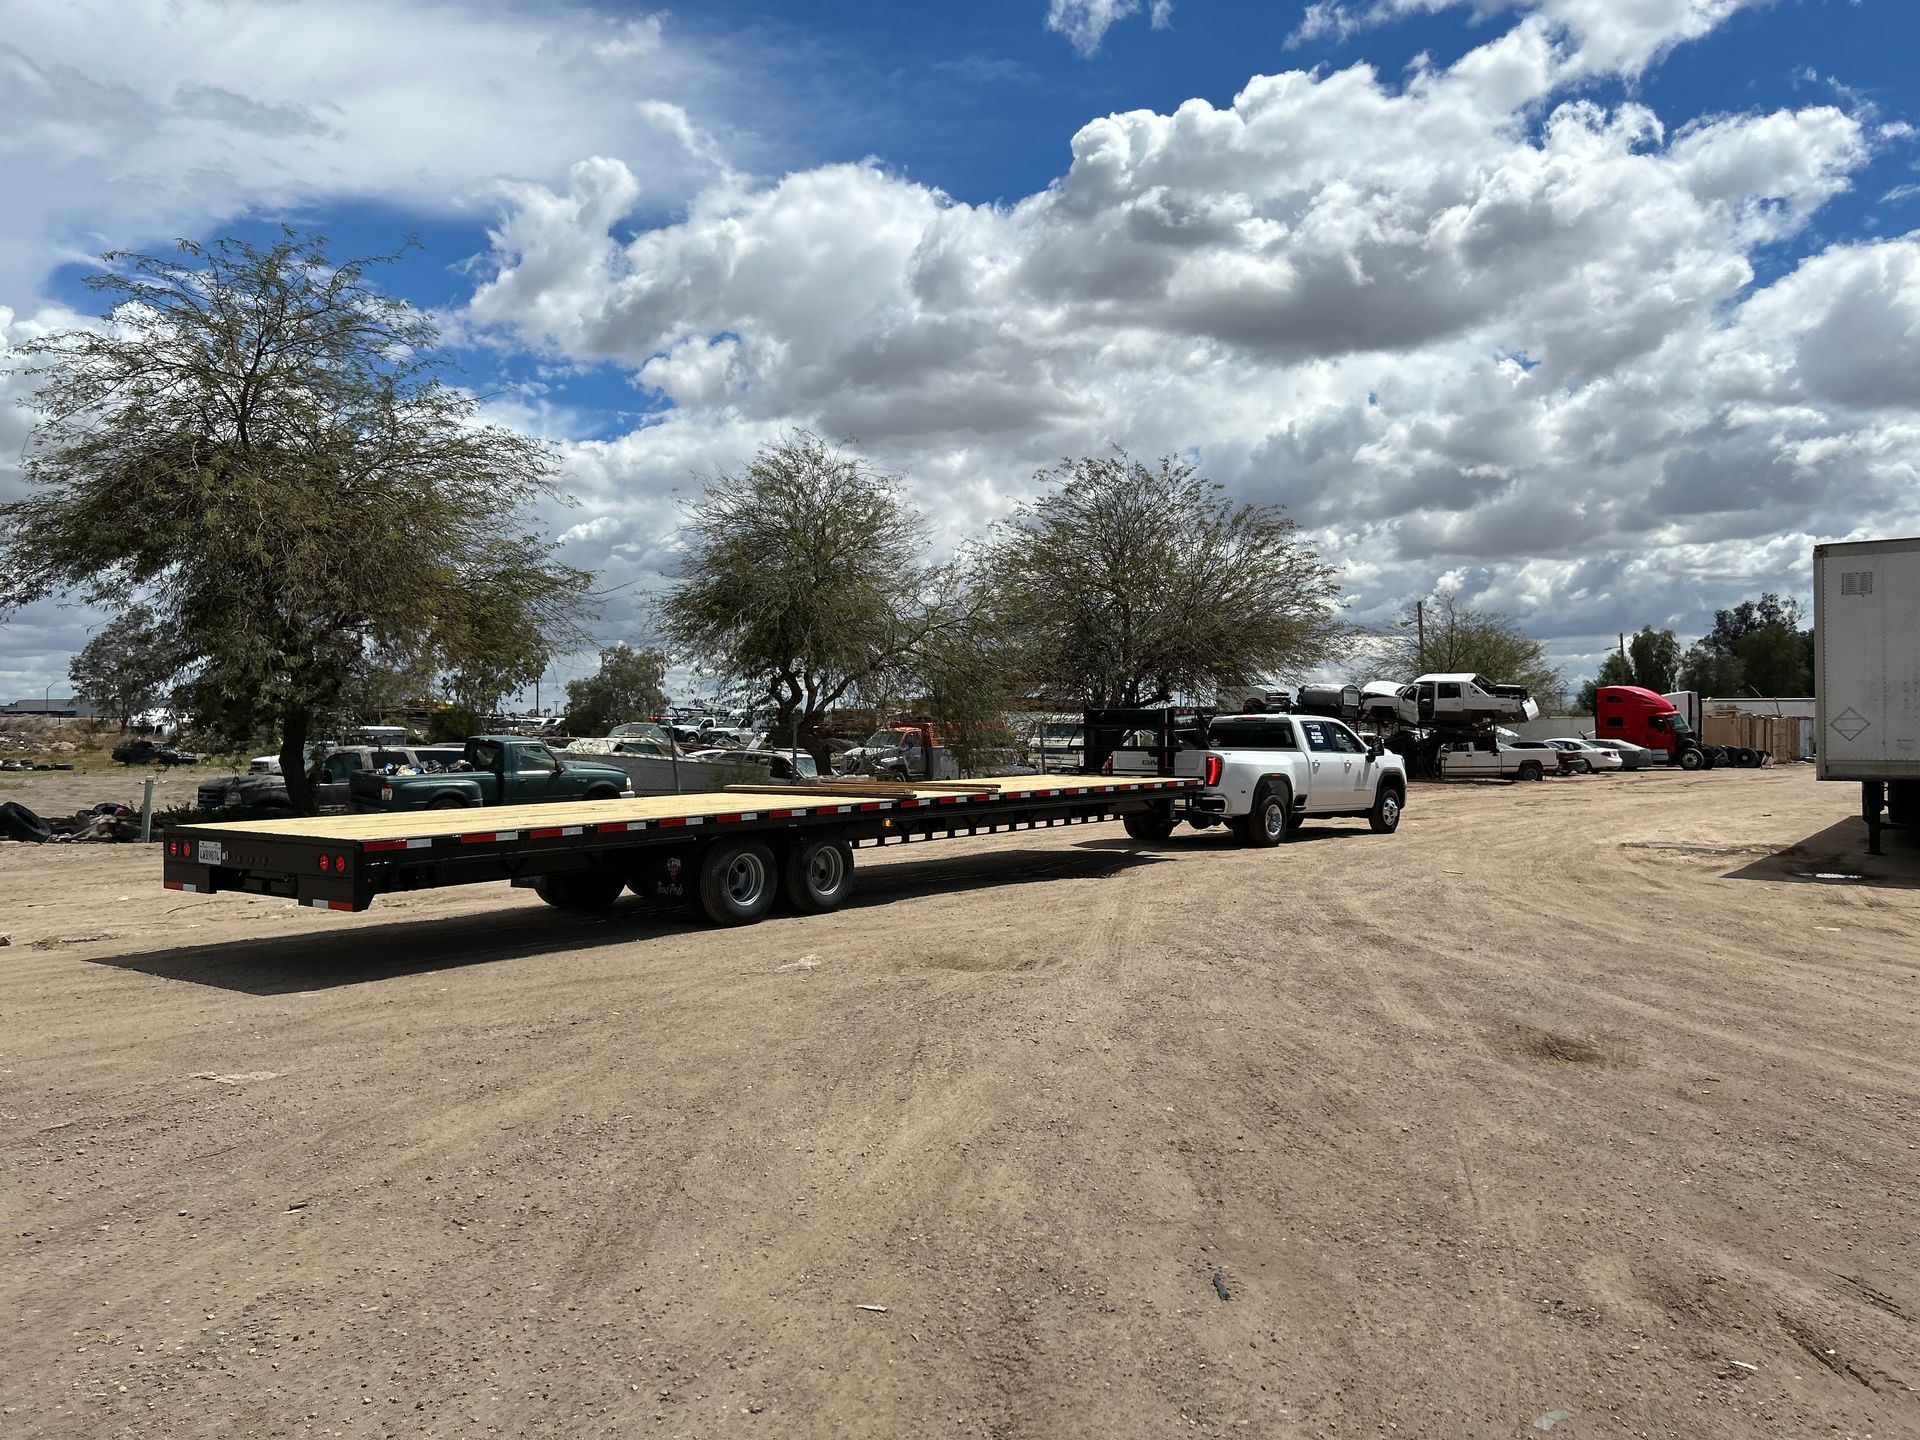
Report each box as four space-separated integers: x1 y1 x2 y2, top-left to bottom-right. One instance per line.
1416 600 1426 671
1619 632 1627 662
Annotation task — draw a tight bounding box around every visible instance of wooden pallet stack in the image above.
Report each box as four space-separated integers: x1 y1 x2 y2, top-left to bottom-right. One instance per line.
1701 708 1795 762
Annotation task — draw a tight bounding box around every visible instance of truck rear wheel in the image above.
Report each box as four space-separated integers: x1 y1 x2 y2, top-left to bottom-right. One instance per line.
1517 761 1544 782
1243 787 1290 848
698 840 778 926
533 868 625 912
1678 748 1704 771
782 837 854 913
1122 811 1177 843
427 796 468 809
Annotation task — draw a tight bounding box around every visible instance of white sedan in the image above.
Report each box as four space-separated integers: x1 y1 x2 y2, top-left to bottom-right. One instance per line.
1548 738 1623 773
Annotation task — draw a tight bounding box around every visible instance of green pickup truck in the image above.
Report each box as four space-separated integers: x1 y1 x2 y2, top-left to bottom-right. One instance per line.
348 737 632 812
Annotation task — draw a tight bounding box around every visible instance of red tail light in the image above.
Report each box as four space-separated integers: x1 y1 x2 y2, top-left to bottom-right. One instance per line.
1203 754 1223 787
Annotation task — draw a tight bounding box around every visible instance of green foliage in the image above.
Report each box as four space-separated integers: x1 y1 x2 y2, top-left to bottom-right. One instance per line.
658 432 971 752
1384 589 1565 710
563 644 669 736
977 451 1343 707
1626 626 1680 693
1680 593 1811 696
426 705 483 744
67 605 189 729
0 230 591 812
1576 651 1635 712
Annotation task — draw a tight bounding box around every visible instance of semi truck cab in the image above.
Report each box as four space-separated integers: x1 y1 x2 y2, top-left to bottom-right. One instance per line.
1594 686 1717 769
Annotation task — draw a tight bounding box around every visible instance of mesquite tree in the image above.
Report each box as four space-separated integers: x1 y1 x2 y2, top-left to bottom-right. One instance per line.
977 452 1344 707
0 231 588 811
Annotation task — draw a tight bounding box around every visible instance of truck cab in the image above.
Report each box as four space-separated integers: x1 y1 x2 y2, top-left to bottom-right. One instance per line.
1594 686 1717 769
1411 673 1541 724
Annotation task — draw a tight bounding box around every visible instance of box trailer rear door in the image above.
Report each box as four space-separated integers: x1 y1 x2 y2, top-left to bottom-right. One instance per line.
1816 537 1920 782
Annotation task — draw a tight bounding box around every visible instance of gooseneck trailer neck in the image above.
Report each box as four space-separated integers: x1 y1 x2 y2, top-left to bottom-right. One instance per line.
162 773 1198 927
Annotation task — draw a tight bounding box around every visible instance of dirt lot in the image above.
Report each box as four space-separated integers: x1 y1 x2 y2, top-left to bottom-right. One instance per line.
2 766 1915 1439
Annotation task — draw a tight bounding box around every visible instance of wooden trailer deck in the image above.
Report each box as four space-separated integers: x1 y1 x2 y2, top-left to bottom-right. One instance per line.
178 773 1188 847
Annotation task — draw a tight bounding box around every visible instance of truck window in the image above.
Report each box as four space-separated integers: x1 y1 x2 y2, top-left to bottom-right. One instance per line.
1327 725 1366 754
1210 720 1297 749
322 753 363 782
518 743 559 771
1604 716 1623 730
1437 683 1462 700
1299 721 1340 753
468 740 502 771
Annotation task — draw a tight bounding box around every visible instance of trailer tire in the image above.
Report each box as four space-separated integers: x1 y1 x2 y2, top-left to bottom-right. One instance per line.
782 837 854 914
1678 748 1704 771
1517 761 1544 782
533 868 625 912
1368 782 1403 834
1122 811 1177 843
698 840 778 926
1243 787 1290 848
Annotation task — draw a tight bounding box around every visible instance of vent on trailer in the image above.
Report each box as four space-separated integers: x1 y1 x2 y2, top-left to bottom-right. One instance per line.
1841 570 1875 596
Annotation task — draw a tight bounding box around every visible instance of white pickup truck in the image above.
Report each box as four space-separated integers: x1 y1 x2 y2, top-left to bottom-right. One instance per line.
1435 737 1562 781
1112 712 1408 845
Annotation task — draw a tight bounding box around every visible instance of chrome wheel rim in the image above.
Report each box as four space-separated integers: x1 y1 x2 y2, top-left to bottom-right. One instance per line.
1381 795 1400 827
807 845 843 895
726 852 767 906
1264 804 1284 839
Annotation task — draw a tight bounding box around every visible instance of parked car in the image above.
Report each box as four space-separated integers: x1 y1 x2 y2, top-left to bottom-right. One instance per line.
1547 738 1624 774
349 737 632 811
112 738 202 767
1436 738 1565 781
1582 738 1654 770
696 748 819 783
1024 721 1084 773
199 745 466 815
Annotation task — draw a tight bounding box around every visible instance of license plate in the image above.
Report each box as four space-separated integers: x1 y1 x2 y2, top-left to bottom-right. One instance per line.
196 840 224 866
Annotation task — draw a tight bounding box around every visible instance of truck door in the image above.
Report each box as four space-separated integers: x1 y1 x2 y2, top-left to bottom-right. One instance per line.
1328 722 1375 800
1297 720 1351 811
509 742 565 802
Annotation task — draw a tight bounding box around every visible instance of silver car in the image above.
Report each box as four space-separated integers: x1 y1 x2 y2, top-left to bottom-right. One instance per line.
1582 738 1655 770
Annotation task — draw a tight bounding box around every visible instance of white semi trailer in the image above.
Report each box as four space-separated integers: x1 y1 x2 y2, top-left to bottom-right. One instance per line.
1814 536 1920 853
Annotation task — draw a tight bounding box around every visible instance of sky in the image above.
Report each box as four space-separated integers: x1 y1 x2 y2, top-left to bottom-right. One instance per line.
2 0 1917 707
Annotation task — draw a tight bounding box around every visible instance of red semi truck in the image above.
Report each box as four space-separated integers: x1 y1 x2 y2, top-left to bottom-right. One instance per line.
1593 686 1720 769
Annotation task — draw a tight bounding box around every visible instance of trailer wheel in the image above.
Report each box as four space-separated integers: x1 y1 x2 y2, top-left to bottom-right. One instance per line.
698 840 778 926
1517 761 1544 782
1122 811 1177 843
1678 748 1704 771
533 869 625 912
1243 787 1290 848
782 837 854 913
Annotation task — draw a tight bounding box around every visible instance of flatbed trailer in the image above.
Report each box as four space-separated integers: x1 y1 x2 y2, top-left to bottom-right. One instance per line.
161 773 1198 927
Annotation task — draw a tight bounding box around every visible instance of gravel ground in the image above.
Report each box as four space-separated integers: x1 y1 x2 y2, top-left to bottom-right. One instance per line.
1 765 1915 1439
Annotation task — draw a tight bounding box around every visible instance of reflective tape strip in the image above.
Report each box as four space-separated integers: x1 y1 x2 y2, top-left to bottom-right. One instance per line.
769 808 794 818
939 795 964 805
658 816 706 828
528 825 585 839
362 837 431 853
163 880 198 893
305 899 353 912
716 812 759 823
598 820 647 833
460 831 519 845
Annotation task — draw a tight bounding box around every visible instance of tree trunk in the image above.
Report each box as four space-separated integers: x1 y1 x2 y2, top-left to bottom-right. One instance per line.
280 707 315 815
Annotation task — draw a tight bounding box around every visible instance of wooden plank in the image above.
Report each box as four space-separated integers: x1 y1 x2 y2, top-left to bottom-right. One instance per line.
176 773 1157 846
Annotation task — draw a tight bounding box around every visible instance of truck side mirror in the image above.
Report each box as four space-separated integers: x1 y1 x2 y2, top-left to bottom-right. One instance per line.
1367 741 1384 760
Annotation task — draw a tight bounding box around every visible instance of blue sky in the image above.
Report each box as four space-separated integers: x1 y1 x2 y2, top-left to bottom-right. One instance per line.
3 0 1919 706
